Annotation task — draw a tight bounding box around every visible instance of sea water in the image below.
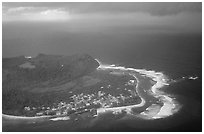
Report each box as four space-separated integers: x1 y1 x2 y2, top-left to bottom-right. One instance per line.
3 33 202 132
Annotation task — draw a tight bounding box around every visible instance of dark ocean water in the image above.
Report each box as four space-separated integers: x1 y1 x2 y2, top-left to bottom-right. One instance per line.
3 32 202 131
94 33 202 132
98 33 202 132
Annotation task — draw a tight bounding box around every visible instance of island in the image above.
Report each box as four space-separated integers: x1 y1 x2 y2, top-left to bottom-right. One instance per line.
2 54 181 131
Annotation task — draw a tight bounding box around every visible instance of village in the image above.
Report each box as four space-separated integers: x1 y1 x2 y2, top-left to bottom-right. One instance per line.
24 78 138 119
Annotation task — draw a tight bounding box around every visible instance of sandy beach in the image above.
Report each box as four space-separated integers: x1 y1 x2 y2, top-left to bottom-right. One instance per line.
2 63 180 127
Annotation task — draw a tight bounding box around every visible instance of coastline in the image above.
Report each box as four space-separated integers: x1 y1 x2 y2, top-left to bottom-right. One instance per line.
96 63 180 119
2 61 181 125
2 114 51 120
2 113 52 127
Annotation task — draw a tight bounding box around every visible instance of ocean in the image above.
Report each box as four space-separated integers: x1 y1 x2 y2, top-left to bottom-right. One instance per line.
2 31 202 131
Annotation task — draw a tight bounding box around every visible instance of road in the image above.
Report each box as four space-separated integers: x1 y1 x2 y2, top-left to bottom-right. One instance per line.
97 64 180 119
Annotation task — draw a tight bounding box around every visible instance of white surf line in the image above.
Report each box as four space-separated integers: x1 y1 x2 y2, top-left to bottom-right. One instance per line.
3 113 71 122
96 66 146 115
133 69 180 119
2 114 52 120
2 113 53 124
50 116 70 121
2 60 180 121
95 60 180 119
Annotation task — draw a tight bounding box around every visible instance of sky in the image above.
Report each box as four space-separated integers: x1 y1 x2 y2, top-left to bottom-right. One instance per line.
3 2 202 33
2 2 202 57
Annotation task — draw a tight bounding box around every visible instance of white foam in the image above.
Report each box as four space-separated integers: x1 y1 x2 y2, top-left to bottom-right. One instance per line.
96 59 180 120
50 116 70 121
2 114 51 120
2 60 181 121
189 76 198 80
25 56 32 59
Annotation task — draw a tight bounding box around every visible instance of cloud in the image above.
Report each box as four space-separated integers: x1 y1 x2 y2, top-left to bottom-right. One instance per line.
143 3 202 16
40 8 67 15
2 2 201 34
37 9 70 21
7 6 35 13
3 7 70 22
71 3 202 16
3 2 201 16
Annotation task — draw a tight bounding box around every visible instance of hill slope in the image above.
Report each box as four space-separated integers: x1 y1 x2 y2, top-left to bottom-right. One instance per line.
2 54 99 115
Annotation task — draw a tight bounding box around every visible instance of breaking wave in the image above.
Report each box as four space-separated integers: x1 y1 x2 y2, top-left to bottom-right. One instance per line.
96 59 181 120
3 59 183 123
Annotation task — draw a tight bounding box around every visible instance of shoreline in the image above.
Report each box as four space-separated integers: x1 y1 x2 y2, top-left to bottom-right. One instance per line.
96 63 180 119
2 114 51 119
2 62 180 123
2 113 52 126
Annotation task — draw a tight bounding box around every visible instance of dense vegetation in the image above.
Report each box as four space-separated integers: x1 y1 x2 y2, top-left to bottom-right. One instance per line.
2 54 99 116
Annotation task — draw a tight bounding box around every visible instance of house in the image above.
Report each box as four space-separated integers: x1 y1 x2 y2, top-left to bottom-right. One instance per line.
24 106 30 111
36 112 43 116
